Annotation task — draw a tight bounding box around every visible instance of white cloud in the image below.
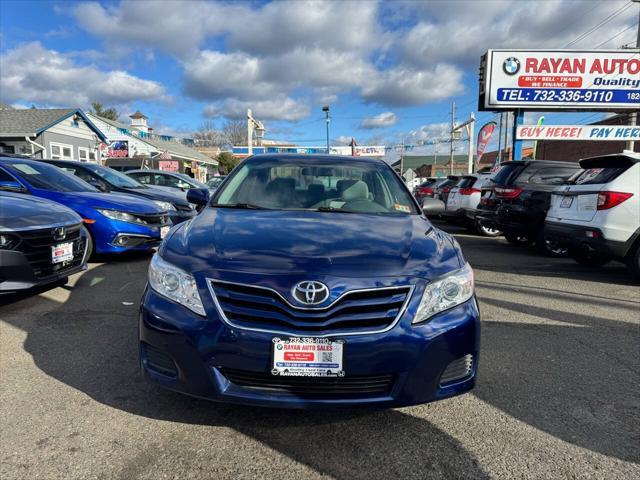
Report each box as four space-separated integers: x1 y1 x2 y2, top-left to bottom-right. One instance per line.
204 96 311 122
360 112 398 129
0 42 167 107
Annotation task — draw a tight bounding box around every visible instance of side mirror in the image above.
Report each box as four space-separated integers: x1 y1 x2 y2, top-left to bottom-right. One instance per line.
88 179 110 192
421 198 446 217
0 180 27 193
186 188 210 207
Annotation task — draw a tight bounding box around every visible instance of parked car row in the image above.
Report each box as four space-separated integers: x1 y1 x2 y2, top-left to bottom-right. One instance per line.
426 153 640 279
0 155 212 294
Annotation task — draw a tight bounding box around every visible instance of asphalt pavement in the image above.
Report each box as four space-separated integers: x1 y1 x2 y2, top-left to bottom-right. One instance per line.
1 223 638 479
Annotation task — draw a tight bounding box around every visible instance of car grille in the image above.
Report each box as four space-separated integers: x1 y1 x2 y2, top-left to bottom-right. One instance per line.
137 214 170 226
220 368 394 397
209 281 412 335
15 224 86 280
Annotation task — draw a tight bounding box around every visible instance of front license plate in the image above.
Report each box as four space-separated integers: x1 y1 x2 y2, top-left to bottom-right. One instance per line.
160 226 170 238
51 242 74 264
560 196 574 208
272 337 344 377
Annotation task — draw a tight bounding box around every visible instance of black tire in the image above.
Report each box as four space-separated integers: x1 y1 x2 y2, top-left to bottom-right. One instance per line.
504 232 529 245
535 229 569 258
475 223 502 237
569 247 611 267
81 225 94 262
626 245 640 281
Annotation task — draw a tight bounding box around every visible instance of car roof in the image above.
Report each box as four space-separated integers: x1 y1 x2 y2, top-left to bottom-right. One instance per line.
499 159 579 167
245 153 387 165
580 152 640 169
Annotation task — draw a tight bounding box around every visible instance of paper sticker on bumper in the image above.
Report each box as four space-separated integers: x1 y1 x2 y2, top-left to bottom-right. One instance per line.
272 337 344 377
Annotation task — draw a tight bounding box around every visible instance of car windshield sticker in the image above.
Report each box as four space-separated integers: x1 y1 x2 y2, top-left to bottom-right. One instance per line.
12 164 40 175
394 204 411 213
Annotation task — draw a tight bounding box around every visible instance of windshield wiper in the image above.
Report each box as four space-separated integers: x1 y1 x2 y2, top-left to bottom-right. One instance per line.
212 202 270 210
313 206 358 213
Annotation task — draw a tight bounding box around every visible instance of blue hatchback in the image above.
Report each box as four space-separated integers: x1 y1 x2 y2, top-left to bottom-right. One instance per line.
0 157 171 255
140 155 479 408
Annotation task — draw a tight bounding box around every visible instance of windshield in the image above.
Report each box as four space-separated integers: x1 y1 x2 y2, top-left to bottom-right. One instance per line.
213 158 418 214
85 164 146 189
5 161 97 192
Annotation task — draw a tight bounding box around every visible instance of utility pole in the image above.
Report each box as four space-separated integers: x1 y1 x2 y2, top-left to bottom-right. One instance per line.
449 101 455 175
322 106 330 153
626 2 640 152
467 112 475 174
247 109 265 156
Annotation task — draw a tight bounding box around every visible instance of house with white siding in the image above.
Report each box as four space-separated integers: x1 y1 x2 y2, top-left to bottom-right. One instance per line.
0 106 107 161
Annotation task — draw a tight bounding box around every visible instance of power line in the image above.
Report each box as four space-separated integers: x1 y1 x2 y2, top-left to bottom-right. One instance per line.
564 1 634 47
595 22 638 47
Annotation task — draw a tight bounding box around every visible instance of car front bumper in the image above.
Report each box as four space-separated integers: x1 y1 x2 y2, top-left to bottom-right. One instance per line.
91 219 170 254
0 241 87 292
139 287 481 409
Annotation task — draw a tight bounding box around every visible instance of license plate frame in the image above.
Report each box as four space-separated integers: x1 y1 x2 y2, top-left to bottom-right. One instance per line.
271 337 345 377
51 242 74 264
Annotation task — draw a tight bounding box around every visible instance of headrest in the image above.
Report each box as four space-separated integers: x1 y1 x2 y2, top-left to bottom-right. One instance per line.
342 180 369 201
337 179 358 195
308 184 325 195
266 177 295 193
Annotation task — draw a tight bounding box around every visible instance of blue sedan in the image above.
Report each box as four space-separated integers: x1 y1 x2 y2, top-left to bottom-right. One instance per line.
140 154 480 408
0 157 171 256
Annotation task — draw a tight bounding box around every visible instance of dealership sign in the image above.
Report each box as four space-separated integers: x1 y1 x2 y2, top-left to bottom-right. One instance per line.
481 49 640 110
107 140 128 158
476 121 497 162
517 125 640 141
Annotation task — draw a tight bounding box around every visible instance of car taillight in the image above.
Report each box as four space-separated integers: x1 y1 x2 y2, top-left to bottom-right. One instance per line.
494 187 523 199
597 191 633 210
419 187 433 194
442 187 451 193
459 188 481 196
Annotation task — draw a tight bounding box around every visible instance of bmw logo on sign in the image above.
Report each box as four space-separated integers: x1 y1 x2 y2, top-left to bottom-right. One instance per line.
502 57 520 75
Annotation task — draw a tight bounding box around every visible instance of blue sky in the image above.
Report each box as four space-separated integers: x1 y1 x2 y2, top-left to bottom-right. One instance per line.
1 0 637 154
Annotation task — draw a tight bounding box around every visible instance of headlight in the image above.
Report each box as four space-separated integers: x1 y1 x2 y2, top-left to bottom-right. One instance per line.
413 263 474 324
148 254 205 316
0 233 20 250
97 208 146 225
152 200 176 211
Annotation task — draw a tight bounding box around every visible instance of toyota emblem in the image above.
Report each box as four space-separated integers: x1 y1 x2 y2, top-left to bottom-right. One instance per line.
292 281 330 305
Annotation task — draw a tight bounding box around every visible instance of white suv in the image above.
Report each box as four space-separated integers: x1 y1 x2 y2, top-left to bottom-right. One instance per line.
545 152 640 279
445 173 500 236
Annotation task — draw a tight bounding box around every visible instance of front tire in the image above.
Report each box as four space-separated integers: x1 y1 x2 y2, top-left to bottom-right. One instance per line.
476 223 502 237
504 232 529 245
81 225 94 262
569 248 610 267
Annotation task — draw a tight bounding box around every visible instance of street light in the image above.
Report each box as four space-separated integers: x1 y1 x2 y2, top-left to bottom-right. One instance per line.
322 105 330 153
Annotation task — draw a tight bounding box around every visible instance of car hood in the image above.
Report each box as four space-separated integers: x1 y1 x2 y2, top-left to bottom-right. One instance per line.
162 209 462 280
0 192 81 230
119 186 190 207
34 190 164 214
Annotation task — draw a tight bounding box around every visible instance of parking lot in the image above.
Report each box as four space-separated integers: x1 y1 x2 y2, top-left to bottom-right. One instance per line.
0 223 637 480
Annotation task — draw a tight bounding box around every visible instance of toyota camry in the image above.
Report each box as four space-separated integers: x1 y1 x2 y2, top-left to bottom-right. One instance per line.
139 154 479 408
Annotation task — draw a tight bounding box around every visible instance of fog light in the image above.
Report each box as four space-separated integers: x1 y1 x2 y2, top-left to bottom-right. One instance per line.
440 354 474 386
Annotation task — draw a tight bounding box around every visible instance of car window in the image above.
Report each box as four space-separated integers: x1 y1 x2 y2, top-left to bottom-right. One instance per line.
573 167 628 185
491 164 527 186
155 173 188 188
456 177 476 188
0 167 17 182
213 158 418 214
58 165 96 183
130 172 152 184
523 166 581 186
5 161 96 192
85 164 146 189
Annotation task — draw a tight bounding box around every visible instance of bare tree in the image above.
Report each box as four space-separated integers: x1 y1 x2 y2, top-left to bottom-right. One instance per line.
193 120 226 147
222 119 246 146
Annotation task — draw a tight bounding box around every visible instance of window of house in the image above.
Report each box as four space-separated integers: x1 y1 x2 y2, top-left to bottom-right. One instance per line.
88 151 97 162
78 148 89 162
50 142 74 160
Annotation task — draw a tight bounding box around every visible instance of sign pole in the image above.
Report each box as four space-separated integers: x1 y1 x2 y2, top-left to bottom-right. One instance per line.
512 109 524 160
